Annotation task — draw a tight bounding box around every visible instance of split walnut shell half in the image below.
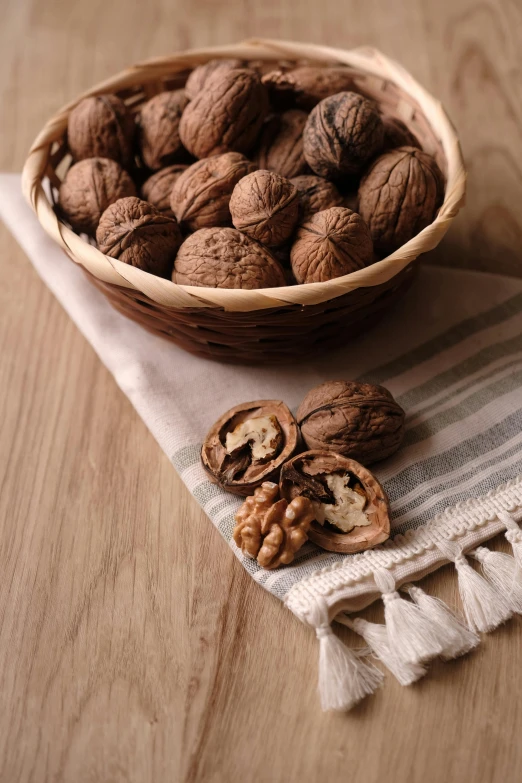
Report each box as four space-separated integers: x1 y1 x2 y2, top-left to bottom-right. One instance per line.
201 400 299 496
279 451 390 553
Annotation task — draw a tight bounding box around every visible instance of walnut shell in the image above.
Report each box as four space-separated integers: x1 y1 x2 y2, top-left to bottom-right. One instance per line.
358 146 444 256
254 110 309 179
201 400 300 495
170 153 256 231
303 92 384 179
67 95 135 168
262 66 358 110
290 207 373 284
297 380 405 464
173 227 286 289
58 157 136 236
96 196 182 277
229 170 299 247
279 451 390 553
138 90 189 170
290 175 344 223
141 165 188 216
179 68 269 159
185 58 244 100
382 116 420 151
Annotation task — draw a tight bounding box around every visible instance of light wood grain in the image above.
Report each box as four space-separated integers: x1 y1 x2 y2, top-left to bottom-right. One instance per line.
1 2 521 782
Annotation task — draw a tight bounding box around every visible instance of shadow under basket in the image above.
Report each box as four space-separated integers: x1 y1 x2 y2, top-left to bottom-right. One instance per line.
22 39 466 365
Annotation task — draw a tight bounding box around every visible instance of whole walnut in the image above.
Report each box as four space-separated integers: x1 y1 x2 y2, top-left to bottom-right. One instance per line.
382 116 420 151
290 207 374 284
229 170 299 247
262 66 357 110
179 68 269 159
290 174 344 223
138 90 189 170
67 95 135 168
59 157 136 235
96 196 182 277
173 227 286 289
141 164 188 215
303 92 384 179
358 146 444 256
254 110 309 179
296 381 405 464
170 153 256 231
184 58 244 100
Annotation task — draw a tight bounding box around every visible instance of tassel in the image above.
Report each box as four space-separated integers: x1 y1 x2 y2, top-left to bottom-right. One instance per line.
308 596 384 711
470 546 522 614
498 511 522 568
404 584 479 660
436 540 512 633
373 568 445 665
337 613 427 686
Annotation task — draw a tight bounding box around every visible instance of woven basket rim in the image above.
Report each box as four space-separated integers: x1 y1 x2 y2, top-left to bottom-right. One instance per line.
21 38 466 313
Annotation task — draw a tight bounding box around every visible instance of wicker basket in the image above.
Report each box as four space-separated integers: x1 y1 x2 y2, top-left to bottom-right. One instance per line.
22 39 466 365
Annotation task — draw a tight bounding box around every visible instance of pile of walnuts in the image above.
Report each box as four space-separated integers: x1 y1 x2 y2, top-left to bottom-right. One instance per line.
59 61 444 289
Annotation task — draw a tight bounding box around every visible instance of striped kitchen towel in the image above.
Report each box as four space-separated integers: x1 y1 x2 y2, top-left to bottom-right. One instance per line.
1 172 522 712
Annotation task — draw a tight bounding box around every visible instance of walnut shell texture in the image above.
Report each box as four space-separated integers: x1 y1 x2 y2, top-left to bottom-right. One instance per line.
184 58 244 100
290 207 374 284
358 146 444 256
303 92 384 179
96 196 182 278
179 68 269 159
262 66 358 110
296 380 405 464
173 227 286 289
201 400 299 495
290 174 344 223
67 95 135 168
255 110 309 179
141 165 188 216
170 153 256 231
59 157 136 236
229 169 299 247
382 116 420 151
139 90 189 170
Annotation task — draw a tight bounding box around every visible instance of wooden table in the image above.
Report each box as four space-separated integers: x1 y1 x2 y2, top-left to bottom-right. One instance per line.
1 2 521 781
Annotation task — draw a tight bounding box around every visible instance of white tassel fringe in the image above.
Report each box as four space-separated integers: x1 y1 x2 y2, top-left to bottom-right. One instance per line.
498 511 522 568
470 546 522 614
405 584 479 660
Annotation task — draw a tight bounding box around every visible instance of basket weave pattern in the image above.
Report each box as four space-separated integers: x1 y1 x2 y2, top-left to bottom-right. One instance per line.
22 39 466 364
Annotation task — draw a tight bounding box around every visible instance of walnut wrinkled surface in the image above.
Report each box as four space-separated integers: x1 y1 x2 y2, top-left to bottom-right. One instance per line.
233 482 315 568
297 380 405 464
59 157 136 236
141 164 188 216
229 170 299 247
290 207 374 284
67 95 135 168
179 68 268 159
358 146 444 256
185 58 244 100
290 174 344 223
174 227 286 289
303 92 384 179
96 196 182 277
171 153 256 231
262 66 357 110
382 116 420 152
139 90 189 170
255 110 309 179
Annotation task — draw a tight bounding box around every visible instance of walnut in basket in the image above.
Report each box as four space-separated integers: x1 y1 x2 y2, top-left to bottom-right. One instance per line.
290 174 344 223
138 90 190 170
229 170 300 247
262 66 358 110
67 95 135 168
381 116 420 152
184 58 244 100
141 165 188 216
254 110 309 179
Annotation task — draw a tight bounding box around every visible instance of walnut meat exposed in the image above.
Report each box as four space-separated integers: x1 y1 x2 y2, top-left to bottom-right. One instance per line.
382 116 420 151
201 400 299 495
179 68 269 159
67 95 135 168
297 380 405 464
358 146 444 256
254 110 309 179
96 196 182 277
170 153 256 231
141 164 188 215
229 170 299 247
279 451 390 553
185 58 244 100
290 207 374 284
262 66 357 110
303 92 384 179
233 482 315 569
58 157 136 236
290 175 344 223
139 90 189 170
